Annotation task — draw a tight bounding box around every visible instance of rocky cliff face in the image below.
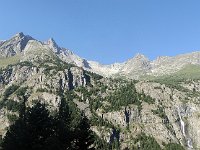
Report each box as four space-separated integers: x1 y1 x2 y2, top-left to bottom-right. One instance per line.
0 65 90 93
0 62 93 137
0 33 33 58
90 80 200 149
1 33 200 149
135 81 200 149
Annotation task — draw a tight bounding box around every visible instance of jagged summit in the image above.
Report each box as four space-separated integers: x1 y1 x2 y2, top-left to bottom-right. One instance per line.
134 53 147 58
13 32 24 38
126 53 149 63
12 32 33 40
1 33 200 79
46 38 57 46
45 38 61 53
0 32 34 58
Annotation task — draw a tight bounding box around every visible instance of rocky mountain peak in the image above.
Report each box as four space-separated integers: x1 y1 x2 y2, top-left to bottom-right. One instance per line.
116 53 151 79
2 33 200 79
47 38 56 45
13 32 24 38
12 32 33 41
122 53 150 66
0 32 34 58
124 53 150 67
46 38 61 53
134 53 147 59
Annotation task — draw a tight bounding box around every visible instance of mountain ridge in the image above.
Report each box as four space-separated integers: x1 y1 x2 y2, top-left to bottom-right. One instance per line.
1 32 200 149
1 32 200 79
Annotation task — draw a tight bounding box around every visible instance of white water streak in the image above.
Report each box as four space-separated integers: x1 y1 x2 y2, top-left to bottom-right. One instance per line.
177 107 193 149
177 107 186 137
187 138 193 149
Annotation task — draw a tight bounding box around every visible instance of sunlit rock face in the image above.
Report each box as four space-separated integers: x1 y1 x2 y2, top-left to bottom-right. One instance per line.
1 33 200 149
0 32 33 58
135 81 200 149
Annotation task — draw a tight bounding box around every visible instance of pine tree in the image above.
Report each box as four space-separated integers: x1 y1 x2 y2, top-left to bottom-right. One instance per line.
73 115 95 150
2 119 30 150
2 99 95 150
54 96 72 149
25 102 55 149
2 102 55 150
2 93 30 150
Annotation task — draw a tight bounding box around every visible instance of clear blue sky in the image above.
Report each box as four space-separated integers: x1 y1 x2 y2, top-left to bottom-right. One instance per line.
1 0 200 64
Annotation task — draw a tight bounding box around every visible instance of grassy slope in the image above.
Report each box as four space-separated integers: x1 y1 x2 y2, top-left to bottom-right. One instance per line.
144 64 200 82
140 64 200 93
0 55 21 68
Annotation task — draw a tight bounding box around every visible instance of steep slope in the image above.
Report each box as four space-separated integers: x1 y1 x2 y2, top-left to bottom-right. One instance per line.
150 52 200 76
1 60 199 149
117 53 151 79
1 33 200 149
0 32 33 58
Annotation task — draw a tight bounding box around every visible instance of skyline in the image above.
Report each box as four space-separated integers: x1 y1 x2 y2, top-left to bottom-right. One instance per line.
2 31 200 65
1 0 200 64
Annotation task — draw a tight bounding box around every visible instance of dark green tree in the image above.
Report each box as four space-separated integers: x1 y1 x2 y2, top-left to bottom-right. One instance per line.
73 115 95 150
2 98 95 150
1 119 30 150
54 96 72 149
25 102 55 150
2 102 55 150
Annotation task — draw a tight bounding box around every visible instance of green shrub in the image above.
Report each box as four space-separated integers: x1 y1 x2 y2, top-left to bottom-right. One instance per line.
133 133 161 150
36 88 48 93
7 114 18 123
164 143 185 150
152 106 166 119
16 87 28 97
3 85 19 100
5 99 21 112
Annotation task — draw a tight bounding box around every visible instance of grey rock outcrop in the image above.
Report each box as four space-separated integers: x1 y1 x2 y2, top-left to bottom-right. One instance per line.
0 32 33 58
135 81 200 149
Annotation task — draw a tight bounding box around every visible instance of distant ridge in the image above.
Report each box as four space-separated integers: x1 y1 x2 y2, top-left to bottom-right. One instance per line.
1 32 200 79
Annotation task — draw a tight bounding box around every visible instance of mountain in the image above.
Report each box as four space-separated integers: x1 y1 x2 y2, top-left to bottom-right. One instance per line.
0 32 33 58
2 33 200 80
1 33 200 149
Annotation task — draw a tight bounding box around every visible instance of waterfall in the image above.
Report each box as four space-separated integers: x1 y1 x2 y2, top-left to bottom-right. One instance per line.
177 107 186 137
187 138 193 149
177 107 193 149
